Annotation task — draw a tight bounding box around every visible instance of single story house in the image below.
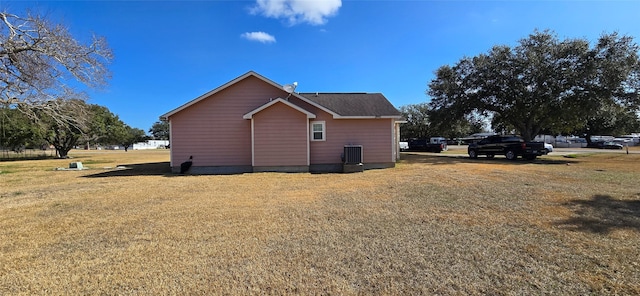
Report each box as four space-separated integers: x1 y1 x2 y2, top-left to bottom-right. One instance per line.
160 71 403 174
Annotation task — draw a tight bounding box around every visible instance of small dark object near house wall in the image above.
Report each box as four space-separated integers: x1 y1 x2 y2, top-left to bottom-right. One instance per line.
180 156 193 174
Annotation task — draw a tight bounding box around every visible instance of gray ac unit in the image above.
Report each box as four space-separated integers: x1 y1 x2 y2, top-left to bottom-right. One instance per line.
343 145 363 164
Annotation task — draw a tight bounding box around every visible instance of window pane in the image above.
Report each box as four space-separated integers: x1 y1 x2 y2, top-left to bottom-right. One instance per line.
311 121 325 141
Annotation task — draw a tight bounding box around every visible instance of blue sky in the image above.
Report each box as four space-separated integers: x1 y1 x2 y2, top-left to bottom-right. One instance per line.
3 0 640 131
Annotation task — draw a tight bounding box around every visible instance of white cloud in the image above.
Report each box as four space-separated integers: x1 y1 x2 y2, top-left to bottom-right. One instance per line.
241 31 277 43
251 0 341 26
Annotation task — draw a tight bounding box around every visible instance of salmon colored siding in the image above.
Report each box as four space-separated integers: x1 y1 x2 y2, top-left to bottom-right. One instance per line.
169 76 289 167
165 72 400 172
310 116 394 164
285 96 395 164
252 103 308 166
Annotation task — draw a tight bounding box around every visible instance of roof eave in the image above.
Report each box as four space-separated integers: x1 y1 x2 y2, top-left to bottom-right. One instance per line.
243 98 317 119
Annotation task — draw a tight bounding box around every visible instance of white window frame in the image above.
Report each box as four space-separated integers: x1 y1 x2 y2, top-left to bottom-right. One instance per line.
310 121 326 141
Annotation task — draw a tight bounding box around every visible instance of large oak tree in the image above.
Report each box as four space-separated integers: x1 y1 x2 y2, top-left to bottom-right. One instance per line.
428 30 640 142
38 99 89 158
37 100 142 158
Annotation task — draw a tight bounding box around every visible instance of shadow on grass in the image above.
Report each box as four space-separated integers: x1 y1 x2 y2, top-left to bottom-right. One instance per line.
556 194 640 234
400 153 577 165
83 162 173 178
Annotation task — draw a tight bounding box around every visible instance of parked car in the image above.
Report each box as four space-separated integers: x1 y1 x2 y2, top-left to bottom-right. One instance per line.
468 135 548 160
586 141 604 148
399 141 409 151
587 141 624 149
407 137 447 153
601 141 624 149
544 143 553 153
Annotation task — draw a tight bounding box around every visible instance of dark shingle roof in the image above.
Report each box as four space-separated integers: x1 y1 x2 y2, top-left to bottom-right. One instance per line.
298 93 401 117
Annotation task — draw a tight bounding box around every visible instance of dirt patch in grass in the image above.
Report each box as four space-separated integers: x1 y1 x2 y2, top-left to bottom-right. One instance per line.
1 149 639 294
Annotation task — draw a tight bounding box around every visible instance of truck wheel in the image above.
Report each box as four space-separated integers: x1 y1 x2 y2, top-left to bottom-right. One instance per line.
469 150 478 159
505 150 517 160
486 154 495 159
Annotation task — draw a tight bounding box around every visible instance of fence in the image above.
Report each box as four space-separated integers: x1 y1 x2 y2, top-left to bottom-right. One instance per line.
0 148 57 160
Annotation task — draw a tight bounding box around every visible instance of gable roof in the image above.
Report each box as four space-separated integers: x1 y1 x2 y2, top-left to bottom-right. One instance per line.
299 93 402 118
242 98 316 119
160 71 402 120
160 71 339 120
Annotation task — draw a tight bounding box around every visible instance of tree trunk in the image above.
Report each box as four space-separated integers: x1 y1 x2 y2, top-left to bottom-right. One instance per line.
49 133 78 159
518 126 534 142
584 132 593 146
56 146 72 158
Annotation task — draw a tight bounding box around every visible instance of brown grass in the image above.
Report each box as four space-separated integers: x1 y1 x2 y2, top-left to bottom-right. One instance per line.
1 149 639 294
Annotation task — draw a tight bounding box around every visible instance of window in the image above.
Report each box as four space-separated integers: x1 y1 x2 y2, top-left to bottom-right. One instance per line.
311 121 325 141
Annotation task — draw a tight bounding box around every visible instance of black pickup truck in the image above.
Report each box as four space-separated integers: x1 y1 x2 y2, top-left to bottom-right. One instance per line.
467 135 547 160
408 138 445 153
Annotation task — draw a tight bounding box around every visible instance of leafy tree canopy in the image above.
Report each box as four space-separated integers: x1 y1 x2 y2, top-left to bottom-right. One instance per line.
149 121 169 140
399 103 431 139
85 104 127 146
0 107 41 152
31 99 146 158
37 98 90 158
399 103 485 140
427 30 640 141
113 125 147 151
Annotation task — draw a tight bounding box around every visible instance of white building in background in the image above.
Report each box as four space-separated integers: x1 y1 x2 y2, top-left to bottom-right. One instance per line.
132 140 169 150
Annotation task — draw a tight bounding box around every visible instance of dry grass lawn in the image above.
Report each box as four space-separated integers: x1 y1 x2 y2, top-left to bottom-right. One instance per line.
1 149 639 294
